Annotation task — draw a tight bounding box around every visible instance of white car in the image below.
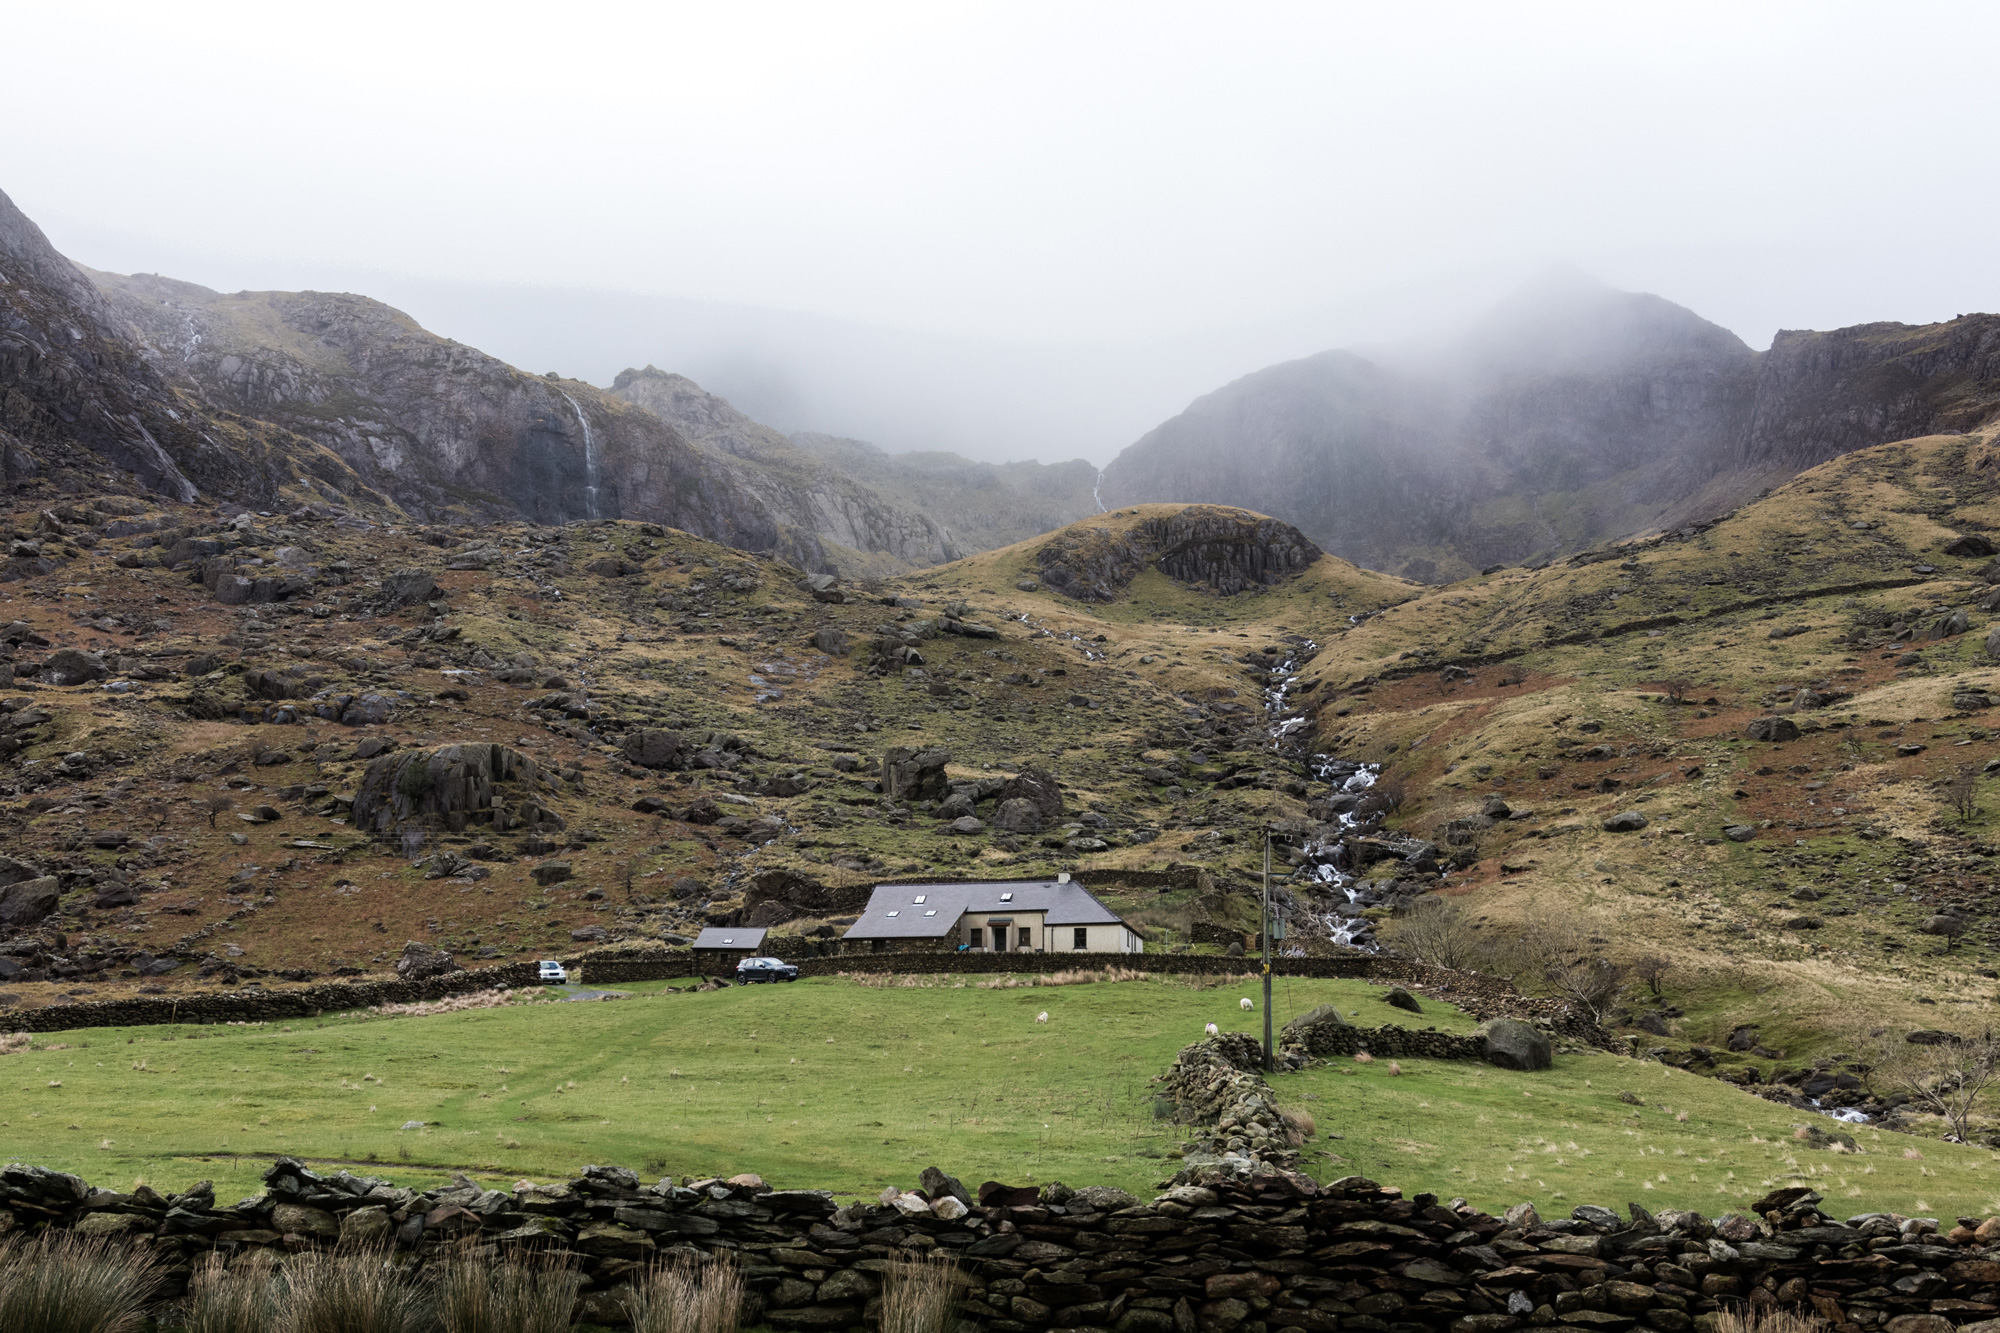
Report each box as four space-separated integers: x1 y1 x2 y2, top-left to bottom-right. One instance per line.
537 960 568 985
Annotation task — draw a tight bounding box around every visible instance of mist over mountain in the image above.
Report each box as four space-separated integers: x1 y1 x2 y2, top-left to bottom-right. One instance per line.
1099 276 2000 581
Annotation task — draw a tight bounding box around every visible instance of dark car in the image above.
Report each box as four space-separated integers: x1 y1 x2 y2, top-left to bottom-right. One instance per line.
735 956 799 984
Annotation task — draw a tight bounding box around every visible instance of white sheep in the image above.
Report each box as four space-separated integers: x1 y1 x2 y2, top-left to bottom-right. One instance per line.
1240 997 1254 1011
1036 1011 1049 1024
1204 1022 1219 1037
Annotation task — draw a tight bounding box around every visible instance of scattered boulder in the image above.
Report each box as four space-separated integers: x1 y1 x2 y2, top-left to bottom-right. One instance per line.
1476 1018 1553 1071
532 862 573 887
393 942 459 982
1383 987 1423 1015
1744 716 1799 742
1722 824 1756 842
811 627 849 655
807 574 844 604
881 747 951 802
41 648 108 687
381 568 439 607
998 763 1064 818
1601 810 1649 832
948 816 987 835
1944 534 1997 558
620 729 684 770
1924 609 1972 640
1281 1003 1352 1056
0 875 59 928
992 798 1043 834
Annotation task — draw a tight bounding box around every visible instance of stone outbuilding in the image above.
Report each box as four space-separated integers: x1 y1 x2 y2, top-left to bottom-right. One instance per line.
691 926 769 970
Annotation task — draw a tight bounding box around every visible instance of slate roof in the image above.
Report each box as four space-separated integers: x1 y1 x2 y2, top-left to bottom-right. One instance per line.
843 880 1125 940
691 927 769 951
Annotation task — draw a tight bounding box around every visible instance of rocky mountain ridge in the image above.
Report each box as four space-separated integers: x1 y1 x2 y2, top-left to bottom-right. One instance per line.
1099 279 2000 583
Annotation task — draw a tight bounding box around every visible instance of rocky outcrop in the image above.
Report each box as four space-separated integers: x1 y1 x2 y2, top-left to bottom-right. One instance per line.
349 743 564 842
881 746 951 802
1036 505 1321 602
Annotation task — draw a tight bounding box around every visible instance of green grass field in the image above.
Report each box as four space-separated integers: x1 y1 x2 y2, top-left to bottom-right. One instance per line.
8 973 2000 1219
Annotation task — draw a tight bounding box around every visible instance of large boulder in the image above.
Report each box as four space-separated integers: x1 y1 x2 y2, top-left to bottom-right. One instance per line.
621 728 684 770
350 743 563 839
1477 1018 1553 1071
0 855 43 888
882 747 952 802
998 762 1064 818
1601 810 1649 832
394 942 460 981
1924 608 1972 640
381 568 439 607
0 875 59 928
41 648 108 687
992 797 1043 834
1744 716 1799 743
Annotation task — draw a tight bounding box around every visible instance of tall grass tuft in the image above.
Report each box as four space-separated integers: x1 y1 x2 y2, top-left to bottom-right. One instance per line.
620 1253 744 1333
176 1252 277 1333
436 1248 583 1333
0 1230 161 1333
1712 1309 1825 1333
879 1252 959 1333
275 1249 431 1333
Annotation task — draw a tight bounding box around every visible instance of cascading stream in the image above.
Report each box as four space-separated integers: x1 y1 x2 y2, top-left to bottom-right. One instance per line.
1255 637 1386 952
559 390 602 520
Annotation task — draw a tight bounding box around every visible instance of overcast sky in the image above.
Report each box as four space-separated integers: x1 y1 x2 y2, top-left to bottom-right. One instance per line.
8 1 1999 462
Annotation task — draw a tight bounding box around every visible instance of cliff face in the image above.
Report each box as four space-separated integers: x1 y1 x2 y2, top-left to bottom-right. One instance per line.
1097 281 2000 581
89 273 801 561
608 366 956 573
0 190 368 506
1735 316 2000 474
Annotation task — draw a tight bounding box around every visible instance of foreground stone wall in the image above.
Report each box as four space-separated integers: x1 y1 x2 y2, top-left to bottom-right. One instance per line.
3 1156 1996 1333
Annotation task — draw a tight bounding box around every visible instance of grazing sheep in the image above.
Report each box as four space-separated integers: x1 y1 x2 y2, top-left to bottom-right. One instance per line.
1205 1022 1219 1037
1240 997 1254 1011
1387 1061 1402 1076
1036 1011 1049 1024
1353 1051 1374 1064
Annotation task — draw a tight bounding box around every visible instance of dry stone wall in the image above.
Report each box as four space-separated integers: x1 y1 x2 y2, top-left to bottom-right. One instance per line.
5 1155 2000 1333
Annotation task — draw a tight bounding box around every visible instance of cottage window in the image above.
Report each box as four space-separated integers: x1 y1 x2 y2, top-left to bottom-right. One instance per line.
1074 927 1088 949
968 927 984 949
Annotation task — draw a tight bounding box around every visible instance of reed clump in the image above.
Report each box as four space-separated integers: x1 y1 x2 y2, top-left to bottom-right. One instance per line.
0 1230 161 1333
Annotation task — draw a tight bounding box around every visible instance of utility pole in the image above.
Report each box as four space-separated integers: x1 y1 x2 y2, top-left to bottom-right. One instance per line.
1262 832 1274 1072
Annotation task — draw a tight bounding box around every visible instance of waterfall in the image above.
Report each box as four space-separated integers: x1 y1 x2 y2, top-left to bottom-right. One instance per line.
1093 466 1106 513
559 390 601 520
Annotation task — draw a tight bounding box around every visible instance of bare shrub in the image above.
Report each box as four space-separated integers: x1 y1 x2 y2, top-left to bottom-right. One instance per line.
0 1230 161 1333
1866 1028 2000 1143
1947 765 1981 821
371 989 548 1018
1516 906 1627 1025
1383 895 1483 971
977 967 1151 989
205 793 235 827
879 1253 959 1333
277 1249 431 1333
1631 953 1673 999
1662 680 1692 705
436 1249 582 1333
0 1032 29 1056
621 1254 744 1333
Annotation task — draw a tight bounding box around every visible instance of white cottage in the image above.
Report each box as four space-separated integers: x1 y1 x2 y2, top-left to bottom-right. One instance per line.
841 877 1143 955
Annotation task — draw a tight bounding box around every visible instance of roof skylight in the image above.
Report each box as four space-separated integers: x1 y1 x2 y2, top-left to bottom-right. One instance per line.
886 910 900 917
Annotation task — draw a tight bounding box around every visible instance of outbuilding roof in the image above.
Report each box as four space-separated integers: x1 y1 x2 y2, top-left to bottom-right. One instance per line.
843 880 1124 940
691 927 769 951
